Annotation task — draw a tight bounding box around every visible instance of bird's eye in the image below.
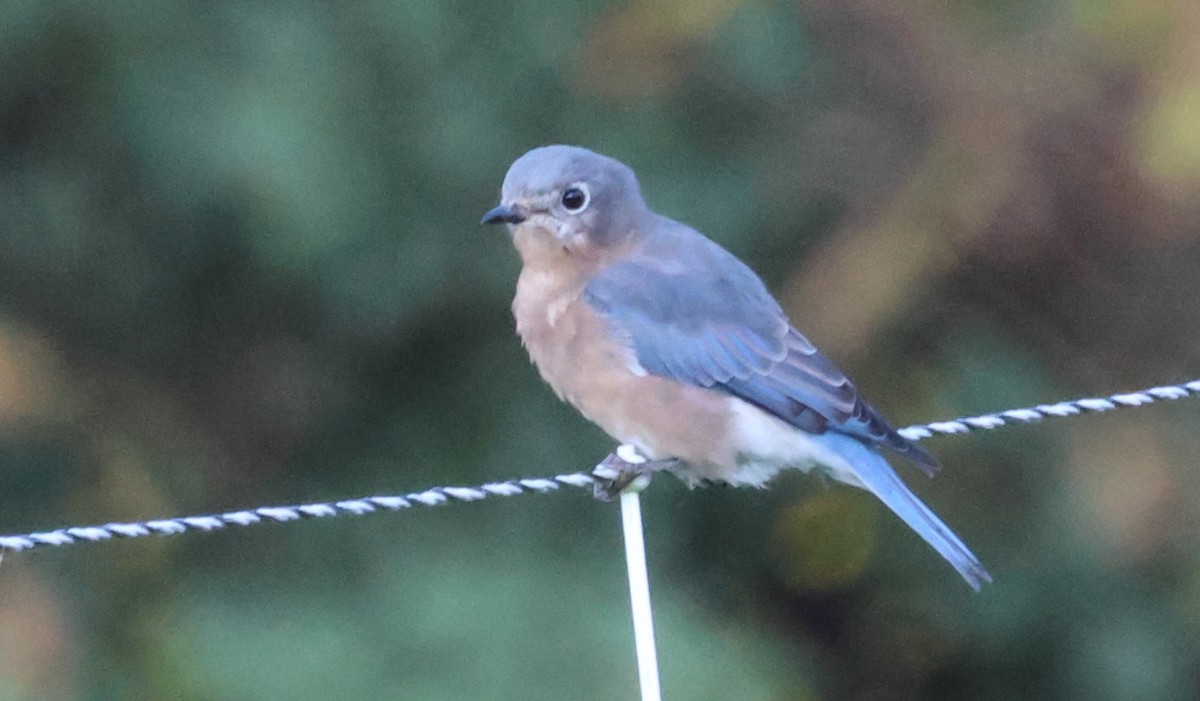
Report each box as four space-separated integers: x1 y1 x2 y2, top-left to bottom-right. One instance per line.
560 184 590 213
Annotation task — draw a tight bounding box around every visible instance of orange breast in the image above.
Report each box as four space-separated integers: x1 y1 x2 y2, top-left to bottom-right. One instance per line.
512 263 736 471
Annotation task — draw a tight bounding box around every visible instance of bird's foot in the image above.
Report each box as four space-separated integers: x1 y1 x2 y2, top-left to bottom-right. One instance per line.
592 445 678 501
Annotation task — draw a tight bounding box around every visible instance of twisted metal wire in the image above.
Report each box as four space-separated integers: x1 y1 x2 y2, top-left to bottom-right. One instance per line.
896 380 1200 440
2 379 1197 554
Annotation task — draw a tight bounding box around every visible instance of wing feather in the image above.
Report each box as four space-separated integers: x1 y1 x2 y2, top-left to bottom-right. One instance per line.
582 220 937 475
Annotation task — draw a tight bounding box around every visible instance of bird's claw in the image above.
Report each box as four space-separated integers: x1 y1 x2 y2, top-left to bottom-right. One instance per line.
591 446 677 501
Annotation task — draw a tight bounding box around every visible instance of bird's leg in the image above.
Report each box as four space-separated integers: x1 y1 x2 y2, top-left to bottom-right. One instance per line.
592 444 679 501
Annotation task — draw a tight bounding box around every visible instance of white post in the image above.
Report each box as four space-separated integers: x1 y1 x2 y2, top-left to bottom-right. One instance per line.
620 489 662 701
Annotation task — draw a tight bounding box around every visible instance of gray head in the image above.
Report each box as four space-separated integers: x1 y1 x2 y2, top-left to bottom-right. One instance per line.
481 145 649 253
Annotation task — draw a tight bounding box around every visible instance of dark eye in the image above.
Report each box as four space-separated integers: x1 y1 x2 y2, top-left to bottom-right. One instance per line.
561 185 589 213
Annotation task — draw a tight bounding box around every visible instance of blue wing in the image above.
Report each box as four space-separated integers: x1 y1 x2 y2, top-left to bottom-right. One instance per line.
582 217 937 475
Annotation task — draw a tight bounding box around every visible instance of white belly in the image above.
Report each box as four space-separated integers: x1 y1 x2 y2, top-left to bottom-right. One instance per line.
715 398 863 488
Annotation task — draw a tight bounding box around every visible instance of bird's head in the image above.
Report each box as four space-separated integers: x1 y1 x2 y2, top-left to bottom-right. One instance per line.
482 145 648 263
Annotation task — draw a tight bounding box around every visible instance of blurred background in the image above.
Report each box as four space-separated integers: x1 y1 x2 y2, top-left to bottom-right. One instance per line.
1 0 1199 699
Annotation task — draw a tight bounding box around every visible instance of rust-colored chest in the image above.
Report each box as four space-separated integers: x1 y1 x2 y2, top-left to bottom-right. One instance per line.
512 264 615 404
510 258 734 468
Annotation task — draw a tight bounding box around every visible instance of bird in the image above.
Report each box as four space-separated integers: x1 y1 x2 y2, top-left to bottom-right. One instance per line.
481 145 991 590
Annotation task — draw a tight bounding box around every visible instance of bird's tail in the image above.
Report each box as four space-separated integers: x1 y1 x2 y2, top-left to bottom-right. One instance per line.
816 433 992 591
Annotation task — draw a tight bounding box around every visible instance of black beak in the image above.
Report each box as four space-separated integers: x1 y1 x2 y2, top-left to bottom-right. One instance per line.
481 204 527 225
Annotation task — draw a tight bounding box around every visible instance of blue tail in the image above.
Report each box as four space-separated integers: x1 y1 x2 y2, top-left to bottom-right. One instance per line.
815 433 992 590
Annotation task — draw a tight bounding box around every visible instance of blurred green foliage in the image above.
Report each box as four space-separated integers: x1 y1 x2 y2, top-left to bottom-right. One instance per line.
2 0 1200 699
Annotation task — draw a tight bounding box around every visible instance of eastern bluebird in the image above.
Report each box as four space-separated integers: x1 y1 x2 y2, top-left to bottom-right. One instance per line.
482 145 990 590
